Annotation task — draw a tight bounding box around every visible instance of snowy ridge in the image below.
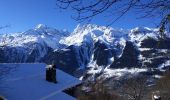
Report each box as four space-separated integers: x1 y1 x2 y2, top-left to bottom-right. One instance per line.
0 24 160 50
129 27 159 46
60 24 128 46
0 24 69 49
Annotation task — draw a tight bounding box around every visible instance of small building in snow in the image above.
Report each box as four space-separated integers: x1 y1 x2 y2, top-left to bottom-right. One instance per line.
0 63 81 100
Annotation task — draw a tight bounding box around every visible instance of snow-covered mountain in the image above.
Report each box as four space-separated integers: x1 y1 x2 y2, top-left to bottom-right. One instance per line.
0 24 69 62
0 24 170 78
0 24 69 48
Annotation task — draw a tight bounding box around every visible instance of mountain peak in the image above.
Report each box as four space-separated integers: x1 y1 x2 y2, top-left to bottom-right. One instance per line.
35 24 47 29
131 27 153 33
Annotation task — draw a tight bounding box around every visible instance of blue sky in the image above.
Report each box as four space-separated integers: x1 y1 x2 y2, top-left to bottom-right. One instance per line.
0 0 161 33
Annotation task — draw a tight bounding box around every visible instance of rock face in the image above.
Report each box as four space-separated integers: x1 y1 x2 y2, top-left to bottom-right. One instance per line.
93 41 113 66
110 41 139 68
141 37 170 49
0 24 170 76
140 37 170 69
0 41 51 63
43 46 82 74
43 42 93 74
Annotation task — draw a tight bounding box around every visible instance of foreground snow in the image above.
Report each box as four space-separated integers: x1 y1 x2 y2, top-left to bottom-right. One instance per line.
0 63 81 100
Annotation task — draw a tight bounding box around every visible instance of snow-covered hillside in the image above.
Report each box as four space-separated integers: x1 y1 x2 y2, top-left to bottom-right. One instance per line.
0 24 170 78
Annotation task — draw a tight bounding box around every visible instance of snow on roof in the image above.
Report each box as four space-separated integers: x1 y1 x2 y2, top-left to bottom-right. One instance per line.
0 63 81 100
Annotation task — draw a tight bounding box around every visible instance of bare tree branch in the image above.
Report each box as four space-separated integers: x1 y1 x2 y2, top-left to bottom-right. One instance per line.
56 0 170 24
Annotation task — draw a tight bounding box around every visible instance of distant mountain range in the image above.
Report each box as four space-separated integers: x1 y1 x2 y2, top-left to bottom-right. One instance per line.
0 24 170 79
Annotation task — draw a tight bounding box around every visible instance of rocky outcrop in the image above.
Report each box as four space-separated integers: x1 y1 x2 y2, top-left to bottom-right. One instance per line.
110 41 139 68
93 41 113 66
